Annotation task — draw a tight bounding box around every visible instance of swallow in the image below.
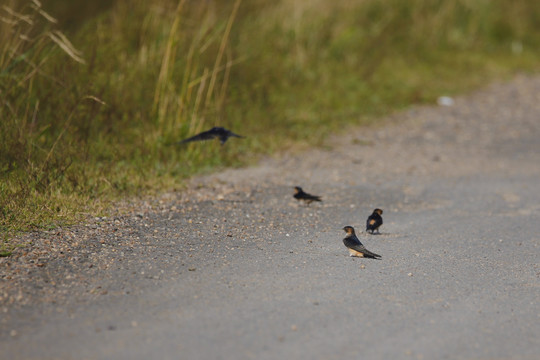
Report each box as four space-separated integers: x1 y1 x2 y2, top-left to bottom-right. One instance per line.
176 127 244 145
366 208 383 234
293 186 322 205
342 226 381 259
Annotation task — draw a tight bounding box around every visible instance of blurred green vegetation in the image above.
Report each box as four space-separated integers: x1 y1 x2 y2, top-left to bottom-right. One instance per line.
1 0 540 248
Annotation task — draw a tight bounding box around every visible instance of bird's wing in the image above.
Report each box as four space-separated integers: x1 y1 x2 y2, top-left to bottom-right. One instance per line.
300 192 321 201
343 236 363 250
359 248 381 259
227 130 244 138
217 129 245 144
344 237 381 258
178 129 217 144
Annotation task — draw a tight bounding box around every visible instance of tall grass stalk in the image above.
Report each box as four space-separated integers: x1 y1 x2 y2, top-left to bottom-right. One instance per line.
0 1 102 240
152 0 242 146
153 0 186 130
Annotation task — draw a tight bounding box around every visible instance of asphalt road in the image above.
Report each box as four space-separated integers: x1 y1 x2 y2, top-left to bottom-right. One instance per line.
1 75 539 359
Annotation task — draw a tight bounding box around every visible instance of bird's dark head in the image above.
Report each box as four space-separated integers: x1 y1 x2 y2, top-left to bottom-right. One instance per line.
373 208 383 215
294 186 302 193
343 226 355 235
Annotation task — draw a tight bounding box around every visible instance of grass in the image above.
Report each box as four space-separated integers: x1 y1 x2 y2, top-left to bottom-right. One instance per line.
1 0 540 252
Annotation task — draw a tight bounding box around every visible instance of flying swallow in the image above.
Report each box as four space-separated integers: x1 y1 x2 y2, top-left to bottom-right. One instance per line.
293 186 322 205
342 226 381 259
366 208 383 234
176 127 244 145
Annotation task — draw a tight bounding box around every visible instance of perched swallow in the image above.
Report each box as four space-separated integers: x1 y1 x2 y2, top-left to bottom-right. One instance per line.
342 226 381 259
177 127 244 145
366 208 383 234
293 186 322 204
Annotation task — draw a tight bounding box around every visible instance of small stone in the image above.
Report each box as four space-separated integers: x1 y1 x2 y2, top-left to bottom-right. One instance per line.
408 273 413 277
437 96 454 106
